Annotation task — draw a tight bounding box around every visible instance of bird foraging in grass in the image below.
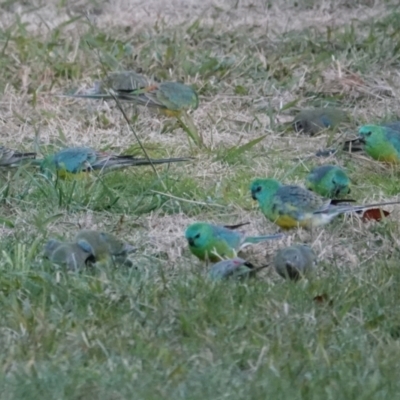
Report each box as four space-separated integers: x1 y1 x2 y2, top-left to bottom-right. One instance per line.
60 74 201 145
74 230 136 267
305 165 351 199
37 147 192 179
250 178 400 230
61 73 199 116
185 222 284 262
358 124 400 164
43 238 95 271
292 107 348 136
273 244 316 281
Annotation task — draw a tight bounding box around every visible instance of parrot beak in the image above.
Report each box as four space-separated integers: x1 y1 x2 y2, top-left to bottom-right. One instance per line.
292 120 302 133
188 238 195 246
357 136 366 144
251 192 257 200
285 262 300 280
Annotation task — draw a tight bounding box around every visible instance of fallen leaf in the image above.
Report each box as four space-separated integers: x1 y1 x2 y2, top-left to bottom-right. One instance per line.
361 208 390 222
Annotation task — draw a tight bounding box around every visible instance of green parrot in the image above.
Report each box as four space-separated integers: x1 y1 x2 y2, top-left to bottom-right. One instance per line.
250 178 400 230
185 222 284 262
208 257 269 281
37 147 191 179
358 124 400 163
74 230 135 267
63 74 198 117
273 244 316 281
129 81 199 117
292 107 348 136
43 238 95 270
0 146 36 167
61 73 200 143
305 165 351 198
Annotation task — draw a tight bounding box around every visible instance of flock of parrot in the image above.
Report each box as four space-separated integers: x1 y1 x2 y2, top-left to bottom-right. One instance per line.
3 70 400 280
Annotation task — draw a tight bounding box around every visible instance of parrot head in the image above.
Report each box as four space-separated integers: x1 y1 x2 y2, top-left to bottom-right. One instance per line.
185 223 213 249
250 178 281 202
330 170 351 197
276 247 304 280
310 166 350 197
358 125 384 145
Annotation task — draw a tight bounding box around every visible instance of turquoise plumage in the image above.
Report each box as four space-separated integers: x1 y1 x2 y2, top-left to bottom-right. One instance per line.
358 125 400 163
38 147 191 178
185 222 284 262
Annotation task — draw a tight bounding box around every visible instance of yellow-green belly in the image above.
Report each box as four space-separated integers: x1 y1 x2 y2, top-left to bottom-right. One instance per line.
274 214 311 230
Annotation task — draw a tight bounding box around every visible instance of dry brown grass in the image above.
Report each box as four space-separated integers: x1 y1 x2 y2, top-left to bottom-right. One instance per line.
0 0 398 266
1 1 400 396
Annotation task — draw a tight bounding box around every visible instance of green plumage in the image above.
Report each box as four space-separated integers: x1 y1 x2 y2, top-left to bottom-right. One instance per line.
305 165 351 198
140 82 199 111
358 124 400 163
185 222 283 262
250 178 400 229
61 72 199 113
293 107 348 136
38 147 191 177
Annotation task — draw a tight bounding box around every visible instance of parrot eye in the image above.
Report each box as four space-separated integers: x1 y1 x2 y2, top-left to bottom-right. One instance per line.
255 185 262 193
364 130 372 137
293 120 303 132
194 233 201 239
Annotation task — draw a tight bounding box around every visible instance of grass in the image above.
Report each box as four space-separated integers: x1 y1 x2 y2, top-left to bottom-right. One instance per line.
1 0 400 398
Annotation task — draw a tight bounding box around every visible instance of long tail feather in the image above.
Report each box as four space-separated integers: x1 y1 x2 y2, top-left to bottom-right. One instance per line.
56 93 114 100
330 199 356 205
314 138 364 158
252 264 271 273
244 233 285 244
224 222 250 230
94 156 193 171
324 200 400 216
11 152 36 159
1 151 36 166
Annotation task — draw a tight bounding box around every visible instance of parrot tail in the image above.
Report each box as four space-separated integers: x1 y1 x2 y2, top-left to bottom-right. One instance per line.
57 93 114 100
224 222 250 230
244 233 285 245
3 152 37 166
94 156 193 171
330 199 356 205
323 200 400 216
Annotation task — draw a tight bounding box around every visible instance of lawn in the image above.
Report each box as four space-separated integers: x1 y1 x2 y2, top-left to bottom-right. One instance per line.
1 0 400 398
